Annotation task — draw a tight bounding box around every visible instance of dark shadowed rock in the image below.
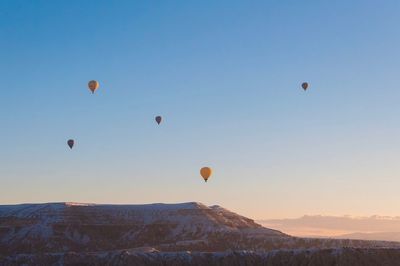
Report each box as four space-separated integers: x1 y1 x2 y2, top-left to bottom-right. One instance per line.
3 249 400 266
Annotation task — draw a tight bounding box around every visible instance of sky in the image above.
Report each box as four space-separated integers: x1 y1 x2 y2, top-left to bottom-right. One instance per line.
1 0 400 219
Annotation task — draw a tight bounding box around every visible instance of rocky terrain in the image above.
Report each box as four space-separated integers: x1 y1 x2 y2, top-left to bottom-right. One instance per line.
4 248 400 266
1 202 400 265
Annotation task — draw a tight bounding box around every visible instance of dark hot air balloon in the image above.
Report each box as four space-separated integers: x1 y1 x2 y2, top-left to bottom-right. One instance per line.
88 80 99 94
67 139 74 149
155 116 162 125
301 82 309 91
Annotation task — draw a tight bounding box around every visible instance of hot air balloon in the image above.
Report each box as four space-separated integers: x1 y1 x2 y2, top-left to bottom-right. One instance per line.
200 167 212 182
155 116 162 125
67 139 74 149
88 80 99 94
301 82 309 91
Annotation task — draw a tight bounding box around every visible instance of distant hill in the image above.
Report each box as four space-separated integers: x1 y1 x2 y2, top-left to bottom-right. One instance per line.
335 232 400 242
259 215 400 242
1 202 400 265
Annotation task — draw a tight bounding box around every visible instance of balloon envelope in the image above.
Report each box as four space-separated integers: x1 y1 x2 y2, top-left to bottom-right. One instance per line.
155 116 162 125
301 82 309 91
67 139 74 149
200 167 212 182
88 80 99 93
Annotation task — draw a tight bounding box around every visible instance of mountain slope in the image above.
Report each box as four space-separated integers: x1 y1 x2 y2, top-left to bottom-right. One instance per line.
0 202 284 255
1 202 399 257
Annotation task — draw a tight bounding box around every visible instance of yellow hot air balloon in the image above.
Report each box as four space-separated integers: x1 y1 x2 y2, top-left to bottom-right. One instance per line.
200 167 212 182
88 80 99 94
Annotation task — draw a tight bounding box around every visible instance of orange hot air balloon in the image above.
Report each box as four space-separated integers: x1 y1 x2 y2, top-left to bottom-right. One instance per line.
155 116 162 125
200 167 212 182
67 139 74 149
301 82 309 91
88 80 99 94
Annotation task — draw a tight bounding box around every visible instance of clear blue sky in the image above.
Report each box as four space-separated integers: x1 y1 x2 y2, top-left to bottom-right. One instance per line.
1 0 400 219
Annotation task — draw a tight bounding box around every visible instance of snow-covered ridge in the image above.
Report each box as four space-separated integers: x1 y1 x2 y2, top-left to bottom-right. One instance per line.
0 201 208 217
65 202 95 207
1 202 399 256
0 201 286 255
0 202 211 218
0 201 274 236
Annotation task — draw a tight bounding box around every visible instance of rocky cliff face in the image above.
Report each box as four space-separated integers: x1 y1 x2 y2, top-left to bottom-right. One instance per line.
1 202 400 265
3 248 400 266
0 202 285 255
